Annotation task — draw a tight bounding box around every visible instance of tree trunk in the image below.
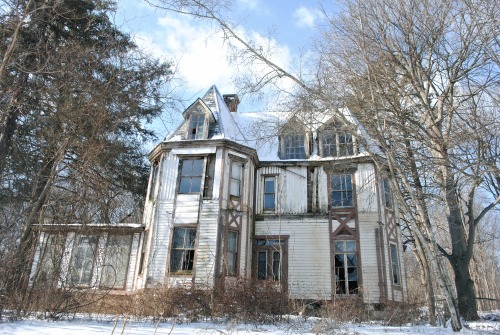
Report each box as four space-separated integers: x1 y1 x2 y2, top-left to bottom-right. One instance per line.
453 258 479 320
415 236 436 326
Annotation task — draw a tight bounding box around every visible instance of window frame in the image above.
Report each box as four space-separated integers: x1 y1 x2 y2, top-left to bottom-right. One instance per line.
253 237 288 282
188 113 206 140
383 178 394 209
390 243 401 286
37 232 66 287
67 235 98 287
178 158 204 194
320 127 355 157
331 174 354 208
263 175 277 212
225 230 239 275
230 160 244 198
283 133 306 159
169 227 197 275
99 234 133 290
334 240 359 295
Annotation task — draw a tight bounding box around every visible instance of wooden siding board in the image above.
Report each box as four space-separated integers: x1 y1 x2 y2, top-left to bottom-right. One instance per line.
356 163 378 213
255 217 331 300
358 212 381 303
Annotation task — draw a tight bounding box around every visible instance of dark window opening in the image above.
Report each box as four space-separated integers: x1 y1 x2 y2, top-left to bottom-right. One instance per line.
100 234 132 289
203 155 215 199
226 230 238 275
255 238 286 281
188 114 205 139
334 240 358 294
390 243 401 285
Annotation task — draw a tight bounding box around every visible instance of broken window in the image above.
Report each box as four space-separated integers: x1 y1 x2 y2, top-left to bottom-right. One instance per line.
68 235 98 287
179 159 203 194
230 161 243 197
100 234 132 289
188 114 205 139
331 174 353 207
283 134 306 159
390 243 401 285
226 230 238 275
170 227 196 274
254 238 287 281
334 240 358 294
263 176 276 211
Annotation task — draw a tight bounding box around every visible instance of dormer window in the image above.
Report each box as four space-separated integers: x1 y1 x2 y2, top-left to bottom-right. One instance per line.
188 114 205 139
320 126 355 157
284 134 306 159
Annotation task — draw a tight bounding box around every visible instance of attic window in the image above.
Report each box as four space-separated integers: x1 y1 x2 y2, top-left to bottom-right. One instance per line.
320 127 355 157
283 134 306 159
188 114 205 140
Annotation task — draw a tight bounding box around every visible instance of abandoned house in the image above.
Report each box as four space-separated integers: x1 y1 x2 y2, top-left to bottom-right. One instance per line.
29 85 407 304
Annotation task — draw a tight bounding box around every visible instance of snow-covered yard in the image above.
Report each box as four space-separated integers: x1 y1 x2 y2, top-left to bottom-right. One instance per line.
1 313 499 335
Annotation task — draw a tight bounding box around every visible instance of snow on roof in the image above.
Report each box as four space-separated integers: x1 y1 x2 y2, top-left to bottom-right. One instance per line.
162 85 382 161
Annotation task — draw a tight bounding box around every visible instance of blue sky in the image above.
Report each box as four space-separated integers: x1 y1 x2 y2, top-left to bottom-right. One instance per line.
114 0 338 136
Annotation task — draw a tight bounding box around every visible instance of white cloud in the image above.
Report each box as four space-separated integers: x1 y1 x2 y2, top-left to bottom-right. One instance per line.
132 14 293 110
293 7 318 28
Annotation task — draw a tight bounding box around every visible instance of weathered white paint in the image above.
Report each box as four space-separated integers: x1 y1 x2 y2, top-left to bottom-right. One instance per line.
171 147 216 155
255 217 332 300
194 201 219 287
358 212 381 304
356 163 378 213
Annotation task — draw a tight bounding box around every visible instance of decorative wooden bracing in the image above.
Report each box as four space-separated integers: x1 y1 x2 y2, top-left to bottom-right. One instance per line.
331 208 357 237
227 197 242 230
385 210 398 242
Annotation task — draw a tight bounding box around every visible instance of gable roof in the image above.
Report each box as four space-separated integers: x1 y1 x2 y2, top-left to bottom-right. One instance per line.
159 85 382 161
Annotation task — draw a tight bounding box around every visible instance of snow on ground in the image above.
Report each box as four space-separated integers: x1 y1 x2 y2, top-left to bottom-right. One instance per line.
1 314 499 335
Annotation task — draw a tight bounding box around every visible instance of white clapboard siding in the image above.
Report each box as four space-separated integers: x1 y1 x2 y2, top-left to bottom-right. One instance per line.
174 194 201 224
317 168 329 212
126 232 141 291
194 201 219 287
256 166 308 214
160 152 181 201
355 163 378 213
255 217 332 300
358 212 381 304
147 201 174 285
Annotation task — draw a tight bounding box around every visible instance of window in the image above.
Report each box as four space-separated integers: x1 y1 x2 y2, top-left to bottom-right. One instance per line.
283 134 306 159
38 233 65 286
334 240 358 294
230 161 243 197
226 230 238 275
68 235 97 287
321 129 354 157
390 244 401 285
331 174 353 207
188 114 205 139
203 155 215 199
383 179 393 208
179 159 203 193
170 227 196 274
255 238 286 281
263 176 276 211
138 230 149 275
148 162 159 200
100 235 132 289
